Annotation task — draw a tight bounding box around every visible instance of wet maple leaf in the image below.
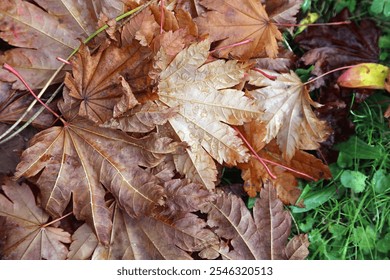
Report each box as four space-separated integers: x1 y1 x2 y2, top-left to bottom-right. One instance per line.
0 179 71 259
203 182 309 259
15 102 179 245
156 39 262 189
248 70 331 161
195 0 282 59
0 0 125 90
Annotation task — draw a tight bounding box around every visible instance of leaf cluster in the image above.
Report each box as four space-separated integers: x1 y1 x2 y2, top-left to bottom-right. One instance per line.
1 0 385 260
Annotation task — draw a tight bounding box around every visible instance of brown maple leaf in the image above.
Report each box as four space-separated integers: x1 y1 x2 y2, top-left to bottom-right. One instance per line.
0 0 125 90
248 70 331 161
64 41 152 123
203 182 309 259
0 179 71 259
195 0 282 59
69 180 218 260
15 103 180 245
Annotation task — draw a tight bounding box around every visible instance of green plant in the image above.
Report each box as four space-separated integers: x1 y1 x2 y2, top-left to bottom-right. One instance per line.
291 92 390 259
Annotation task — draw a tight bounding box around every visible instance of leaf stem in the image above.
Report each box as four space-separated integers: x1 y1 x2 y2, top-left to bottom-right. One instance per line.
2 64 66 124
274 20 351 27
210 39 254 54
160 0 165 34
233 127 316 181
43 212 73 228
233 127 277 179
252 68 277 80
303 65 356 86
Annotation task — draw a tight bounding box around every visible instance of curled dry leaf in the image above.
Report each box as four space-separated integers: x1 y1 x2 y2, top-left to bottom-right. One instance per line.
204 182 309 259
248 70 331 161
15 112 179 245
157 39 261 188
0 179 71 259
195 0 282 59
0 0 125 89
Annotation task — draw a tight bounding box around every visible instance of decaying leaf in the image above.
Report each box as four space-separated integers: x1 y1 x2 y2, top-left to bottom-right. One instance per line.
295 9 380 87
195 0 282 59
248 70 331 161
157 39 261 188
204 182 309 259
0 179 71 259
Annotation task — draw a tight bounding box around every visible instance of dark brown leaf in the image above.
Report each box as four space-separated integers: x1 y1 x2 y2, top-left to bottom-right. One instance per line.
295 10 380 88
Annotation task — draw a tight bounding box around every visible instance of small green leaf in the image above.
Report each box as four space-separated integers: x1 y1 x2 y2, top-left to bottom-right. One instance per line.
372 170 390 193
335 136 383 160
328 224 348 241
291 185 336 213
340 170 367 193
337 151 353 168
301 0 311 13
377 233 390 253
299 215 315 232
246 197 256 209
370 0 390 17
352 226 376 254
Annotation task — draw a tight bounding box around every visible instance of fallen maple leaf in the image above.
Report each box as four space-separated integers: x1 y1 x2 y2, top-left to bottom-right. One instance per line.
195 0 282 59
0 179 71 259
203 182 309 259
0 0 125 90
64 41 153 123
156 39 262 189
72 193 218 260
248 69 331 161
15 105 179 245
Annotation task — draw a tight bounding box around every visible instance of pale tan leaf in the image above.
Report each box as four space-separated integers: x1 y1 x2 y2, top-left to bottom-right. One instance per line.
0 180 71 259
173 147 218 190
249 70 331 160
158 39 261 170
